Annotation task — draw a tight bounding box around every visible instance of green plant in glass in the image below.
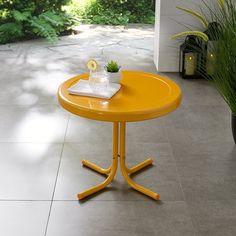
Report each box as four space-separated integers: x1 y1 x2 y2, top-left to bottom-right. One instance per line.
105 60 120 73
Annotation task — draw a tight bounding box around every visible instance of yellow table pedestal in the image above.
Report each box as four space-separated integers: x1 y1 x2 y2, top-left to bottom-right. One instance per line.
77 122 160 201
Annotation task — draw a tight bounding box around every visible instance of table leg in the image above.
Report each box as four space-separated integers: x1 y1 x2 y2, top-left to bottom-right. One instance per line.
81 160 111 175
119 122 160 200
77 122 119 200
126 158 153 175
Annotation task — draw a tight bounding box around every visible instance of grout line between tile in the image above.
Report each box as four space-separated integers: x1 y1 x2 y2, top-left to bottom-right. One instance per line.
44 115 70 236
51 199 188 202
0 142 65 144
0 199 51 202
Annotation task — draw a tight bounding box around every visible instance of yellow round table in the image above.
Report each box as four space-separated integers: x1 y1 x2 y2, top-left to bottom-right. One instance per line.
58 71 182 200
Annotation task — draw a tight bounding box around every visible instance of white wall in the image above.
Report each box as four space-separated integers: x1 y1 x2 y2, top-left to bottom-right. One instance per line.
154 0 208 72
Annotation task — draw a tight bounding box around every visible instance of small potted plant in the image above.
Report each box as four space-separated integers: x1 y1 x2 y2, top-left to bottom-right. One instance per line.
105 60 121 83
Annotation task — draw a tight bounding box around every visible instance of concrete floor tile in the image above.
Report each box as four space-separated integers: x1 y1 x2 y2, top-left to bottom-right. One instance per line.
173 155 236 201
164 105 234 144
0 105 69 143
65 116 112 143
187 200 236 236
171 141 236 162
0 143 62 200
46 201 195 236
127 118 168 143
0 201 50 236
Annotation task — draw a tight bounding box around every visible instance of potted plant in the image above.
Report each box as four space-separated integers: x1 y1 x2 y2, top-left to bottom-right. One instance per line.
105 60 121 83
207 0 236 143
172 4 224 76
173 0 236 143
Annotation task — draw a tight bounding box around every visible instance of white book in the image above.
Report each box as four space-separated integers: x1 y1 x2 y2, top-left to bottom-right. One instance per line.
68 80 121 99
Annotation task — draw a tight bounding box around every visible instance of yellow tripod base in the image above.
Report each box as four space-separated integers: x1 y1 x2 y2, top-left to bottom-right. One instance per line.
77 122 160 201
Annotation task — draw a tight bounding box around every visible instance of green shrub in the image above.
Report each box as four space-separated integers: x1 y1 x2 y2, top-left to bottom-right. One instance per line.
99 0 155 23
0 0 76 44
82 0 155 25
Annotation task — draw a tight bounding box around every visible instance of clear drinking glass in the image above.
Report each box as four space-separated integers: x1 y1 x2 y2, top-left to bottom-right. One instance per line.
89 69 109 92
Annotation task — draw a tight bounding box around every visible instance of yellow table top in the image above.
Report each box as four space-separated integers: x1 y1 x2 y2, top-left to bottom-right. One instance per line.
58 71 182 122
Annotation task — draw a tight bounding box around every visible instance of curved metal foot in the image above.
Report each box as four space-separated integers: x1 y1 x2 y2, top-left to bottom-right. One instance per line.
78 158 117 200
82 159 111 175
120 122 160 200
127 158 153 174
77 122 119 200
120 157 160 200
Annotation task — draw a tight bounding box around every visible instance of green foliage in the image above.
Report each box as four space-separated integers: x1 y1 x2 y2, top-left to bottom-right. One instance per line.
80 0 155 25
173 1 225 42
0 0 71 14
172 31 209 42
105 60 120 72
173 0 236 114
12 10 31 21
40 11 64 26
88 10 130 25
62 0 88 19
203 0 236 114
0 0 75 44
29 16 58 43
176 6 209 28
0 22 23 43
0 0 155 43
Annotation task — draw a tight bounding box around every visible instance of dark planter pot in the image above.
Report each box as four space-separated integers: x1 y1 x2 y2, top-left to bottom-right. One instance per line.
232 114 236 144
